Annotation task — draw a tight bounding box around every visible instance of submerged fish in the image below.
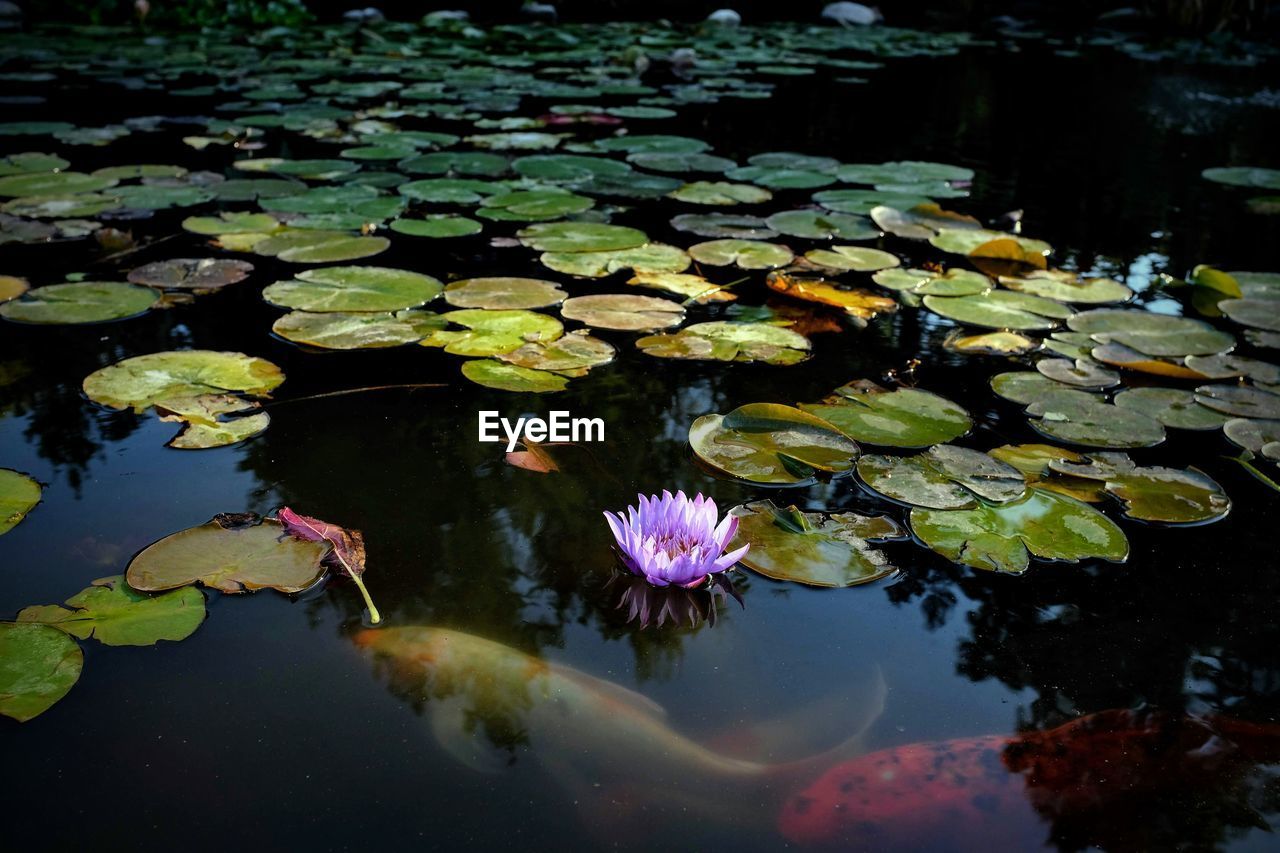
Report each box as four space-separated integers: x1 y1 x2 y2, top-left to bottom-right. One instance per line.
779 708 1280 850
354 626 885 843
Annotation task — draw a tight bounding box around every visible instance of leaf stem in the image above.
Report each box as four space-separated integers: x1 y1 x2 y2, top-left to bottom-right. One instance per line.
265 383 446 408
331 550 381 624
1224 453 1280 494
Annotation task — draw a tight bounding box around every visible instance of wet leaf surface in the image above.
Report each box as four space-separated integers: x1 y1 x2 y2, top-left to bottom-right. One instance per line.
0 468 41 535
689 403 859 485
0 623 82 722
18 576 205 646
799 380 972 448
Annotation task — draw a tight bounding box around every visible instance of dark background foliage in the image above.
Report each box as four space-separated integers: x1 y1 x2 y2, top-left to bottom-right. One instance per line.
13 0 1278 33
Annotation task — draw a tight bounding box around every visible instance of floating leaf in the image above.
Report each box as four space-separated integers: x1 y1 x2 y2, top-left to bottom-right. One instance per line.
1220 298 1280 332
0 469 41 535
83 351 284 413
518 221 647 253
127 259 253 292
1194 384 1280 419
804 245 899 273
1184 353 1280 384
638 321 811 365
837 161 974 186
444 277 566 310
541 243 691 278
1047 453 1231 525
923 290 1071 331
1112 388 1230 430
688 239 794 269
1090 342 1207 379
18 577 204 646
944 330 1038 355
560 294 684 331
390 216 483 238
669 181 772 205
167 411 270 450
870 203 982 239
799 380 972 448
689 403 859 485
1068 309 1235 357
478 189 593 221
817 191 935 216
0 281 158 324
422 309 563 356
2 193 120 219
278 507 379 623
669 213 777 239
1202 166 1280 189
497 330 616 374
627 271 735 303
930 228 1052 262
990 371 1090 405
0 275 30 302
460 360 569 393
273 310 446 350
728 500 906 587
1225 418 1280 454
1025 390 1165 448
857 445 1026 509
0 623 82 722
910 487 1128 574
182 211 280 236
0 170 116 197
1000 270 1132 304
252 229 390 264
1036 358 1121 389
263 266 442 313
988 443 1105 502
764 210 878 240
765 271 897 320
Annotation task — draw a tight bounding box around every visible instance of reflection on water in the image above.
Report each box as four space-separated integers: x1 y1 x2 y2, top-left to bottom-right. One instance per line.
1 40 1278 853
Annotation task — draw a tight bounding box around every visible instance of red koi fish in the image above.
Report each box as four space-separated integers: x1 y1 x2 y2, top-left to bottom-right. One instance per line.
779 709 1280 850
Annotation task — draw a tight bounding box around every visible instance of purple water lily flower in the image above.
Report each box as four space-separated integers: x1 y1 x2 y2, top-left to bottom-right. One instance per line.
603 490 749 588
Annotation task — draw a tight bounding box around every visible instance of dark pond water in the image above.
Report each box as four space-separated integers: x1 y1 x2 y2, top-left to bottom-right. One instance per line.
2 23 1280 852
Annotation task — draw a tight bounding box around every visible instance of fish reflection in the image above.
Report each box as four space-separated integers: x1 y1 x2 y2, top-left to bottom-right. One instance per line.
355 626 885 843
780 708 1280 850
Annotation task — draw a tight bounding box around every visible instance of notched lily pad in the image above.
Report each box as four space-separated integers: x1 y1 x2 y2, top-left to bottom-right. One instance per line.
638 321 811 365
422 309 564 356
728 500 906 587
0 281 158 324
1047 453 1231 525
910 487 1128 575
273 310 446 350
0 622 82 722
263 266 442 313
857 445 1026 509
0 468 42 535
560 294 685 331
1025 389 1166 448
83 350 284 413
1068 309 1236 357
127 259 254 292
689 403 859 485
799 380 972 448
444 277 567 310
460 360 569 393
126 513 330 594
18 576 205 646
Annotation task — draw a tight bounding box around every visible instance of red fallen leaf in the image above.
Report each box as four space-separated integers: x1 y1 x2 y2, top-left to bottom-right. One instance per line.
277 507 380 623
505 441 560 474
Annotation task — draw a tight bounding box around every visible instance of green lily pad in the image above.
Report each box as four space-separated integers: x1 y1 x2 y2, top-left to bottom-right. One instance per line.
1036 358 1121 389
0 622 82 722
127 259 254 292
726 166 835 190
837 161 974 186
460 360 569 393
910 487 1129 574
560 294 684 331
497 330 616 374
857 445 1026 509
1225 418 1280 453
988 443 1107 503
1220 298 1280 332
670 213 777 239
627 272 735 303
167 410 271 450
990 371 1089 404
1194 384 1280 419
688 239 794 269
669 181 772 205
1047 453 1231 525
0 281 158 324
1112 388 1230 430
728 500 906 587
182 211 280 235
518 222 648 253
638 321 811 365
273 310 446 350
929 228 1053 262
83 351 284 413
1184 353 1280 384
18 576 205 646
252 230 390 264
2 193 121 218
1068 309 1236 357
397 178 508 204
444 277 567 310
799 380 972 448
126 514 330 594
1000 270 1133 304
805 245 900 273
628 152 736 173
1025 389 1166 448
541 243 691 278
263 266 442 313
511 154 627 184
0 152 70 175
422 309 564 356
0 170 117 197
869 203 981 239
0 468 41 535
764 210 878 241
923 290 1072 330
478 189 593 221
1202 167 1280 189
689 403 859 485
390 216 483 238
816 190 935 216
